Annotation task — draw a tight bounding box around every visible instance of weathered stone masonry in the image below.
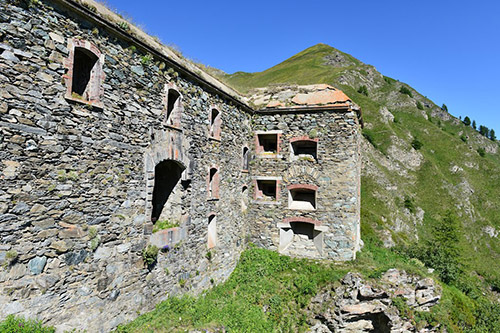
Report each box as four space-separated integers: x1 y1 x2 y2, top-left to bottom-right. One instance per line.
0 0 361 331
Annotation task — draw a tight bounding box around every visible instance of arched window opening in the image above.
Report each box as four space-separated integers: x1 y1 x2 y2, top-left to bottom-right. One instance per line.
151 160 185 223
208 167 220 200
291 139 318 161
279 219 325 258
165 88 182 127
72 47 99 100
207 214 217 249
289 185 317 210
209 108 221 140
242 146 250 171
241 185 249 211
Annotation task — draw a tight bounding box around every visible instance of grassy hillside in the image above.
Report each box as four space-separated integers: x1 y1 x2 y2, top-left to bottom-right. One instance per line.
218 43 500 284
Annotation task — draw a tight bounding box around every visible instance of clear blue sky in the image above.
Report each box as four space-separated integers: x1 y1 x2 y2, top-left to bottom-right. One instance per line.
105 0 500 135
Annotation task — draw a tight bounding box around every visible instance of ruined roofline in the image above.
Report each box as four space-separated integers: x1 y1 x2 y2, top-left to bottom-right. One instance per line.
52 0 254 113
256 104 364 127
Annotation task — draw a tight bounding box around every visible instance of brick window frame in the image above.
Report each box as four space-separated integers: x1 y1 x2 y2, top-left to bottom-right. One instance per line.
207 165 220 200
63 38 105 108
287 184 318 211
255 130 282 158
209 106 222 141
253 176 281 204
290 136 319 161
163 83 183 129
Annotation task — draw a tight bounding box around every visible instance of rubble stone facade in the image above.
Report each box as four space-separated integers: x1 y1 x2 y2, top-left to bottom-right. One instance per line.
0 0 361 331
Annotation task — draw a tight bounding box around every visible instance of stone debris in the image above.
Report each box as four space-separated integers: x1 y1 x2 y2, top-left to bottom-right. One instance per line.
308 269 442 332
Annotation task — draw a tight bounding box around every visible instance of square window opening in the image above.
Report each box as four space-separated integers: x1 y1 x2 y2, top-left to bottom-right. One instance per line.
289 188 316 210
256 180 277 201
257 134 278 154
291 140 317 161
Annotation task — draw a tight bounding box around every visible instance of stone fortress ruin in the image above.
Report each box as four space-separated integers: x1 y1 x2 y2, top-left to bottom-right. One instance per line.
0 0 362 331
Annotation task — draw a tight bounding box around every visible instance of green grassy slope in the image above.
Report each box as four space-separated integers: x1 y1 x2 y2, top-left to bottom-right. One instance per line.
219 43 500 282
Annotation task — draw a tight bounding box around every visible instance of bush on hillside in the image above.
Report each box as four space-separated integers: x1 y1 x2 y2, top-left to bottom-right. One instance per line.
411 138 423 150
357 85 368 96
477 147 486 157
416 101 424 110
399 86 413 97
463 116 471 126
401 211 463 284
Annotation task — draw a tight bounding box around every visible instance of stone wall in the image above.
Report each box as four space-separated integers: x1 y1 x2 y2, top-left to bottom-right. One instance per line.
0 1 251 331
250 110 361 260
0 0 361 331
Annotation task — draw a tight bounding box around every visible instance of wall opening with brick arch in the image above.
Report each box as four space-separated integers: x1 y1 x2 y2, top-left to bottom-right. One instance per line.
288 184 318 210
209 107 221 140
164 84 182 128
207 213 217 249
207 166 220 200
290 137 318 161
151 160 186 224
63 39 105 107
278 218 327 259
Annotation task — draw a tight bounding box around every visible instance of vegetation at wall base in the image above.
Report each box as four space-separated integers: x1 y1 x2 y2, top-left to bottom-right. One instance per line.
0 315 55 333
118 244 500 332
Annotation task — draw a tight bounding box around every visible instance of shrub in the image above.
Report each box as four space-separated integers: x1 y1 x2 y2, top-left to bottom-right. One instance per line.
4 250 18 266
463 116 471 126
477 147 486 157
441 104 448 112
383 76 396 84
399 86 413 97
142 245 159 266
460 135 468 143
416 101 424 110
140 53 153 65
404 197 415 213
357 85 368 96
117 21 129 31
0 315 55 333
411 138 423 150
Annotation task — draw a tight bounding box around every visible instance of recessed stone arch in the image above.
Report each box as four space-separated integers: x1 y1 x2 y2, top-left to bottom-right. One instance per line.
63 38 105 108
163 83 183 128
144 130 192 224
278 217 327 258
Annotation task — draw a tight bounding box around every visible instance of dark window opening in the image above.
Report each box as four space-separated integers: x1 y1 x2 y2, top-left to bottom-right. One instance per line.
208 167 219 199
166 89 180 125
210 108 221 139
256 180 277 201
242 147 249 170
242 185 248 194
151 160 185 222
291 140 317 160
290 188 316 210
257 134 278 154
290 222 315 240
72 47 98 100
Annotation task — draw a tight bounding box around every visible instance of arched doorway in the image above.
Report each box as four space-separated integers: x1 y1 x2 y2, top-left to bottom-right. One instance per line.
151 160 186 223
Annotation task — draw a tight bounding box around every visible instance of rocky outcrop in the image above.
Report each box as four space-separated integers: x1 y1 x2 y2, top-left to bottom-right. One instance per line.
308 269 441 332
